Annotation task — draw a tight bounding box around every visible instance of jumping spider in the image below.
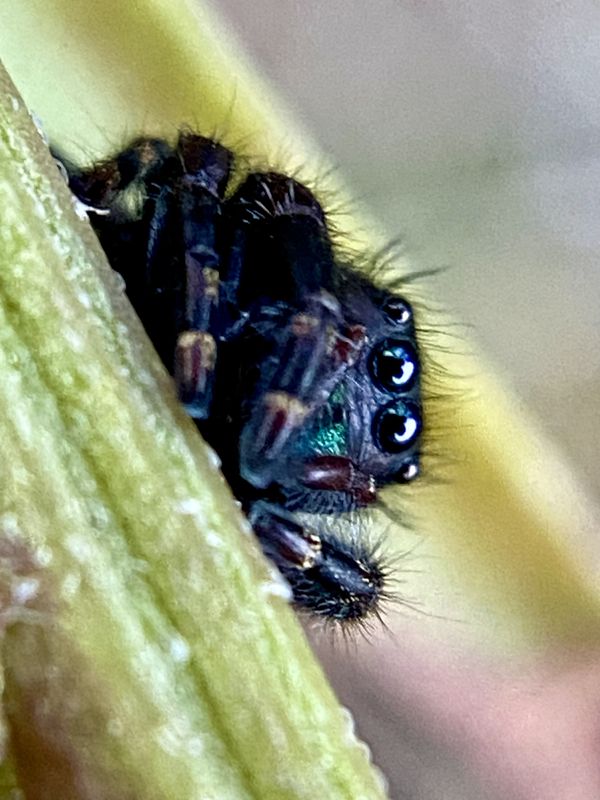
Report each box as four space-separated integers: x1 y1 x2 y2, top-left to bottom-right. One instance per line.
60 131 423 624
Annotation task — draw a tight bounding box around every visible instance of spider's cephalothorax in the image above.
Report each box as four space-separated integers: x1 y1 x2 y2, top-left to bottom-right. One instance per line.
63 131 424 624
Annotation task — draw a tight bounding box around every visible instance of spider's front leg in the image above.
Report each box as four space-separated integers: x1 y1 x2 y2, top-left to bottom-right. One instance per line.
172 133 233 418
64 133 234 419
222 173 369 494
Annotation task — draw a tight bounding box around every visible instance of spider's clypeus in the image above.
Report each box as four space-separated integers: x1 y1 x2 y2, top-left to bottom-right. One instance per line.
59 130 424 625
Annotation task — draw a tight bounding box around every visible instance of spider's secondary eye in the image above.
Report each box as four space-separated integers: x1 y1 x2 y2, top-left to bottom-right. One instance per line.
369 339 418 393
373 400 422 453
382 297 412 325
394 457 420 483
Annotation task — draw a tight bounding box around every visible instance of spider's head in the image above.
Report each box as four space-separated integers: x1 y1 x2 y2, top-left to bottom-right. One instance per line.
273 279 423 513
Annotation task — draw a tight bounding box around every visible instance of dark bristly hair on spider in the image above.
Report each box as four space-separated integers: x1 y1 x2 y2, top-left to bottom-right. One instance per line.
56 129 427 627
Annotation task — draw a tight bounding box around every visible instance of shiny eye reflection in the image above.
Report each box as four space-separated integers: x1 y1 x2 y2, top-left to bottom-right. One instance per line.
395 458 420 483
369 339 418 393
382 297 412 325
373 400 422 454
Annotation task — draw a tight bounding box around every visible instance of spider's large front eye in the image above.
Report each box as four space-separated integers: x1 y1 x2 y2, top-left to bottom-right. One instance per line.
369 339 419 393
373 400 422 453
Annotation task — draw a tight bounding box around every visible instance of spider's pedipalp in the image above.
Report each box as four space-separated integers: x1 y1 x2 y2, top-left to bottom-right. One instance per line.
249 502 386 622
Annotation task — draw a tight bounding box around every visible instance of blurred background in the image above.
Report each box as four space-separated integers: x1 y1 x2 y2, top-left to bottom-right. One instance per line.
212 3 600 798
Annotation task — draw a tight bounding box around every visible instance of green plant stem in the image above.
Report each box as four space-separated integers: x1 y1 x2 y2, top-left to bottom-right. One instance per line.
0 63 387 800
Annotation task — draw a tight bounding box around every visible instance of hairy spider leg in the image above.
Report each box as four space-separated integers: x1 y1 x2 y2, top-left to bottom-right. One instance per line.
61 138 179 303
172 133 233 417
71 134 234 418
221 173 368 491
120 134 232 418
65 137 176 208
134 144 188 371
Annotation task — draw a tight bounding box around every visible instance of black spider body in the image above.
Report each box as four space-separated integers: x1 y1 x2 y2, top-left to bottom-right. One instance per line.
62 132 423 623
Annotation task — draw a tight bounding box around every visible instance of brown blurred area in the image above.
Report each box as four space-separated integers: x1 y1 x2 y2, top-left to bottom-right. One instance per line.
214 3 600 798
